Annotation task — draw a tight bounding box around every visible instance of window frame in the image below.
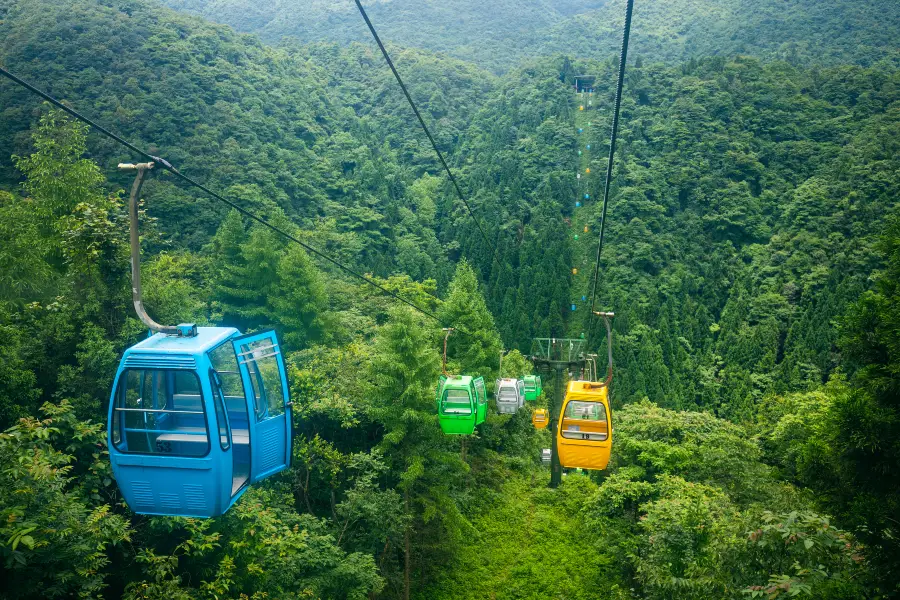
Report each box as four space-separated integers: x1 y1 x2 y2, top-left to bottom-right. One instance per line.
235 338 287 421
497 385 518 402
560 400 609 441
474 379 487 405
209 369 232 451
563 400 608 422
441 388 474 415
111 368 212 458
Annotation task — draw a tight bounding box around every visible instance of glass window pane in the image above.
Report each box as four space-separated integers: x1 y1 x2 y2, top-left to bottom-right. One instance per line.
239 339 285 420
564 401 607 421
112 369 209 456
209 342 245 398
475 380 486 404
498 384 518 402
561 400 608 441
442 389 472 414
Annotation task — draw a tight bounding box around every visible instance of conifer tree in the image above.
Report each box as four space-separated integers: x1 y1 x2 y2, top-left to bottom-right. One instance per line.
439 260 503 382
237 226 282 328
829 218 900 583
268 245 329 349
369 308 442 463
211 210 248 326
367 308 465 600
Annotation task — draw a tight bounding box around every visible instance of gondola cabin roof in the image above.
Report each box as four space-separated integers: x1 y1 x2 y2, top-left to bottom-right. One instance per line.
126 327 239 355
120 328 240 370
442 374 474 387
565 380 609 401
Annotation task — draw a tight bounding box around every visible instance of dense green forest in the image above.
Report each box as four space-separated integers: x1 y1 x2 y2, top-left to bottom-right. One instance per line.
0 0 898 598
160 0 900 72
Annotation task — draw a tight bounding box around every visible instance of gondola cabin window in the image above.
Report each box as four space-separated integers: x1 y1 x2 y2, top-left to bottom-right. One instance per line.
475 378 487 406
208 341 250 450
443 388 473 414
209 372 231 451
237 338 286 421
561 400 608 441
112 369 210 456
498 388 518 403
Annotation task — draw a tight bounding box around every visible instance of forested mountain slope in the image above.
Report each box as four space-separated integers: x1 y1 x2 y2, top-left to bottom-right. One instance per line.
541 0 900 69
0 0 490 282
448 57 898 415
160 0 900 72
1 0 899 597
161 0 604 72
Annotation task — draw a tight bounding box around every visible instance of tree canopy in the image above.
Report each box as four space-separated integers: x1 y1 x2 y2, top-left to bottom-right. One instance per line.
0 0 898 597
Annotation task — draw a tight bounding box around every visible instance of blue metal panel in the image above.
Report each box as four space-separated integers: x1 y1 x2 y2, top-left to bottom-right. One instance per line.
257 426 282 474
111 455 218 517
123 354 197 370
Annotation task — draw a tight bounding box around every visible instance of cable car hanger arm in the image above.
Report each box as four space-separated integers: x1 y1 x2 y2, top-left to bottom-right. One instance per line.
592 311 615 386
120 162 195 337
442 328 453 376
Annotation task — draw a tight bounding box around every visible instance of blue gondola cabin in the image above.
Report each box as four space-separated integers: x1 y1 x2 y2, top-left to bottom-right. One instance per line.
108 327 292 517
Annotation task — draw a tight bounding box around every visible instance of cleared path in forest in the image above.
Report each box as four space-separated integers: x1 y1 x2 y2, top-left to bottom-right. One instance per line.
417 472 613 600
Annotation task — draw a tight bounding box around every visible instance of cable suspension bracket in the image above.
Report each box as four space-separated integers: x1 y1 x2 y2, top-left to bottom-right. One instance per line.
441 327 454 376
119 162 197 337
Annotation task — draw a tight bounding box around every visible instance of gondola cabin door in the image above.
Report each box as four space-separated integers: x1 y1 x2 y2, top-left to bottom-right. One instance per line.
231 331 292 481
474 377 487 425
437 375 480 435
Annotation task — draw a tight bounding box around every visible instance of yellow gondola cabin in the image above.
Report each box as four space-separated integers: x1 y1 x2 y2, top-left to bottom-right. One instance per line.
531 408 549 429
557 380 612 470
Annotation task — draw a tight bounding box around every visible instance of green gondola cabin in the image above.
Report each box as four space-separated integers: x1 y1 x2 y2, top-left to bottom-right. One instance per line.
523 375 542 402
436 375 487 435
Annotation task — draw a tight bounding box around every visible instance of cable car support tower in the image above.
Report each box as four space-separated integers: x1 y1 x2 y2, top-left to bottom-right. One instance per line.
530 338 584 487
528 315 609 488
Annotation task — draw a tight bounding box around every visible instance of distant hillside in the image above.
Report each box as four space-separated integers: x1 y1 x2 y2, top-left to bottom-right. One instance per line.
161 0 606 72
160 0 899 71
540 0 900 69
448 55 900 410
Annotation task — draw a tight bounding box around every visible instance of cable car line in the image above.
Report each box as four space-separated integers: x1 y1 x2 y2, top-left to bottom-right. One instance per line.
585 0 635 347
352 0 504 271
0 65 456 328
